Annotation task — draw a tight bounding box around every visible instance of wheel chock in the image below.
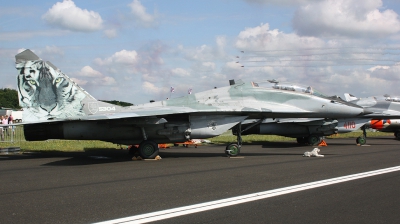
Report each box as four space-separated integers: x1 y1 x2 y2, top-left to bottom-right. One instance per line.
133 155 162 161
158 144 168 149
318 140 328 146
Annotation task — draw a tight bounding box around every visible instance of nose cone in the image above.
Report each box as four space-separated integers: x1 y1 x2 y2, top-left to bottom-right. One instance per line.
325 100 366 118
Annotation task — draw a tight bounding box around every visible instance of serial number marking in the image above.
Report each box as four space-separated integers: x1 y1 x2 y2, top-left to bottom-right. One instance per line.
99 107 116 112
343 121 356 129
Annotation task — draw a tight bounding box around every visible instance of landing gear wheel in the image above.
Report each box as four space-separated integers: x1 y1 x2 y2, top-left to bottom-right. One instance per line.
225 143 240 157
356 137 366 145
307 135 321 146
139 140 159 159
395 131 400 140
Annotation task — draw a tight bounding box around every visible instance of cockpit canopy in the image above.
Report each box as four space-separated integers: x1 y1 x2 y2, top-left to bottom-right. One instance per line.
252 80 329 98
384 96 400 102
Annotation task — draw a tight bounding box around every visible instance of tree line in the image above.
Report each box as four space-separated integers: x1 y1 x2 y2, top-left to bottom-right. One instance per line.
0 88 20 109
100 100 133 107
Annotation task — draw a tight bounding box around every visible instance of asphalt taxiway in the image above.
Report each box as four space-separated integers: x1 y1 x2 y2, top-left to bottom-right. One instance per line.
1 136 400 223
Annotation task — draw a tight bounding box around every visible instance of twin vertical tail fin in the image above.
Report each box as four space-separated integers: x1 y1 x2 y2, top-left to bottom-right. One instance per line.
343 93 358 102
15 49 120 122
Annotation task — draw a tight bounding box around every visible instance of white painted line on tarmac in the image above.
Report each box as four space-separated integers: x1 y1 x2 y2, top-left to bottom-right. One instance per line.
94 165 400 224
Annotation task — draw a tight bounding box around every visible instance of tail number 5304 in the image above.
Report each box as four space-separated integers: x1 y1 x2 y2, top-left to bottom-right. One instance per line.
99 107 116 112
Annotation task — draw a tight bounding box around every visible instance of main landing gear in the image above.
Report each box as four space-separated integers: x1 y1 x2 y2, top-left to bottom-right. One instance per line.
225 143 241 157
129 127 159 159
138 140 159 159
227 119 264 157
128 140 160 159
129 127 160 159
296 135 322 146
226 122 242 157
356 126 367 145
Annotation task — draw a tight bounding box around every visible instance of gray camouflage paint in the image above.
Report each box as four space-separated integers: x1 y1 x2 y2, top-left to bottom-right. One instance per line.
15 49 367 144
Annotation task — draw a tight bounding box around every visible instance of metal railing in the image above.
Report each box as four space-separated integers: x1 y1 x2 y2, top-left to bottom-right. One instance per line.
0 125 25 143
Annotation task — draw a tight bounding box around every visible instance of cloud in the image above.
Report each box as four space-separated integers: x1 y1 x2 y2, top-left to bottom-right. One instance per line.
74 66 117 86
323 69 400 96
369 62 400 82
94 50 139 66
42 0 103 32
171 68 190 77
92 43 167 92
77 66 103 77
100 76 118 86
235 23 324 51
142 81 163 94
293 0 400 38
230 21 400 98
70 77 88 86
244 0 323 6
0 30 70 41
180 44 212 61
104 29 118 39
93 49 143 84
128 0 158 28
39 46 64 56
29 46 65 61
368 65 390 72
215 36 227 57
191 62 216 72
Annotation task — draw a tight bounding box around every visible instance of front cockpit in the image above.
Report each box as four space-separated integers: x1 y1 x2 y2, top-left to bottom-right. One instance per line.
384 95 400 102
251 79 329 98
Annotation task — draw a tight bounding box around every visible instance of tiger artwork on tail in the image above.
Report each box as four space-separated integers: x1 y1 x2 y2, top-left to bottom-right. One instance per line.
16 60 86 121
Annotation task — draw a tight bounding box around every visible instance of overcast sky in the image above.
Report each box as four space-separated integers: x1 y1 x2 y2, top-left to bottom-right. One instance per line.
1 0 400 104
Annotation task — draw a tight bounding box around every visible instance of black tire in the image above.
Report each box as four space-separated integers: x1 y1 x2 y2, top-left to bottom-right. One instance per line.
307 135 321 146
225 143 240 157
139 140 159 159
356 137 366 145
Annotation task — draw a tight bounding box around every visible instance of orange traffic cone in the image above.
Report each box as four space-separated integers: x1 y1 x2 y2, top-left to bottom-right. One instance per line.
318 140 328 146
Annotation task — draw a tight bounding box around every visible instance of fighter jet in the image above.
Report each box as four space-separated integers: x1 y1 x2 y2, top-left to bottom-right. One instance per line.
241 92 400 146
15 49 367 158
367 119 400 139
337 93 400 144
238 83 363 145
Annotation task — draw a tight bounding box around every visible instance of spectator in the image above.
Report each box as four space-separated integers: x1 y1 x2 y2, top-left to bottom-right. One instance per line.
2 115 9 136
8 114 15 135
0 116 4 140
8 114 13 123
